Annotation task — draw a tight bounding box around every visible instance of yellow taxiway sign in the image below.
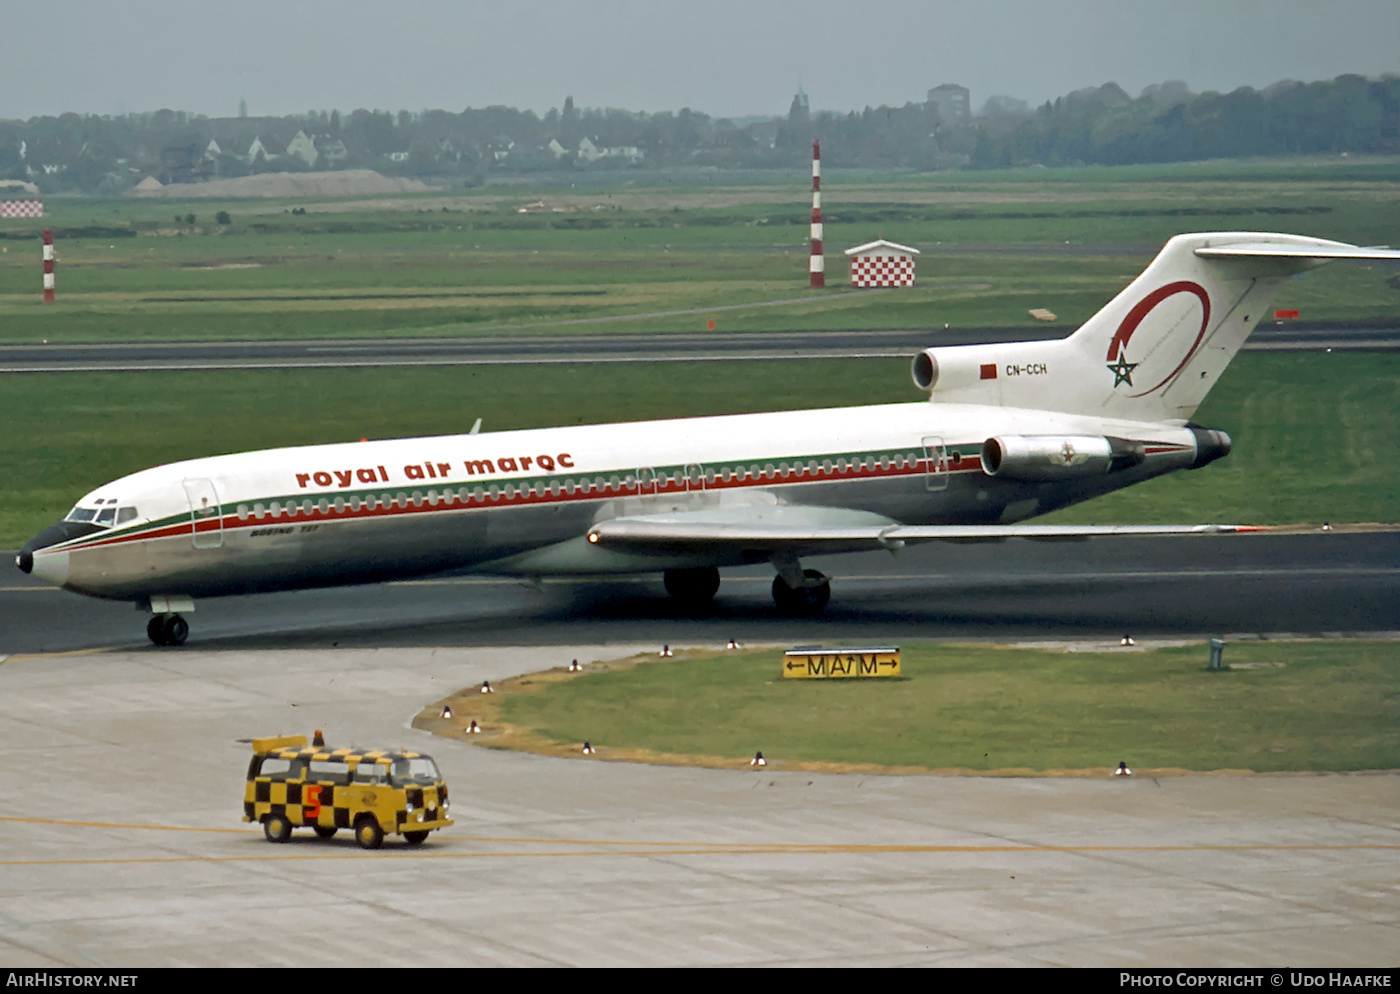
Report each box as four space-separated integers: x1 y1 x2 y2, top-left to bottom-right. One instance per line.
782 646 901 679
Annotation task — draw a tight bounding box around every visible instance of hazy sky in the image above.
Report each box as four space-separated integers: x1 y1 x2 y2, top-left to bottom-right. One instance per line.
5 0 1399 121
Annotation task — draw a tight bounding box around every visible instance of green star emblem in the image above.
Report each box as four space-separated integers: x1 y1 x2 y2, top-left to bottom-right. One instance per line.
1107 354 1138 388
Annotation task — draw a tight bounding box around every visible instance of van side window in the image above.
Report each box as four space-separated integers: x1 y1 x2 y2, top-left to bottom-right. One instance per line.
256 757 296 780
352 762 389 784
308 760 352 785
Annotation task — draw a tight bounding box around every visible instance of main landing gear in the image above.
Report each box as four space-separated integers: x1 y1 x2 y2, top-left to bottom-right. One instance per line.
771 568 831 615
147 614 189 646
663 562 832 614
663 566 721 607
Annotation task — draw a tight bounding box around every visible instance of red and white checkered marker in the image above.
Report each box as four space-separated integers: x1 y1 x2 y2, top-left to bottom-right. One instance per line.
1 200 43 218
850 254 915 287
845 239 920 288
42 228 54 303
809 140 824 288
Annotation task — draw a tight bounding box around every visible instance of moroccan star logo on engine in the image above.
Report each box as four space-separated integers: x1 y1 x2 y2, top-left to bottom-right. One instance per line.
1108 354 1138 388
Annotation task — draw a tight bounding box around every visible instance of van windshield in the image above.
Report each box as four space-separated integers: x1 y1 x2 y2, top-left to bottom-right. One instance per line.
390 757 441 785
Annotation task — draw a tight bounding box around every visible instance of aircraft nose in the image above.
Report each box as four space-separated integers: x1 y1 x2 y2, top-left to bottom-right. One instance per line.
18 519 97 585
28 548 70 587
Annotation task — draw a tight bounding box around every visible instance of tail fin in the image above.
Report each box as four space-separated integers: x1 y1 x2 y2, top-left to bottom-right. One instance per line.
913 232 1400 423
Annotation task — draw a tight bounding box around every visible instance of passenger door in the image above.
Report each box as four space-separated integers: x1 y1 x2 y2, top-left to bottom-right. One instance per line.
182 478 223 549
921 436 948 492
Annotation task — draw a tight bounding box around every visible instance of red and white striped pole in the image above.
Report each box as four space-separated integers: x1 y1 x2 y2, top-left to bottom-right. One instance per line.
809 139 824 288
42 227 55 303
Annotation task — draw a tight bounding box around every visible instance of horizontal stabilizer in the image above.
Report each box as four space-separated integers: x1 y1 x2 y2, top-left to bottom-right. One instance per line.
1195 242 1400 261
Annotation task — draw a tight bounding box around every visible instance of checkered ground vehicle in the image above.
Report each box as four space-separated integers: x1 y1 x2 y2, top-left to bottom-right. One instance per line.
244 733 452 848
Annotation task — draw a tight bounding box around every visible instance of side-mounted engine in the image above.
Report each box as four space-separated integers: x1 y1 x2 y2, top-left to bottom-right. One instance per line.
980 435 1146 480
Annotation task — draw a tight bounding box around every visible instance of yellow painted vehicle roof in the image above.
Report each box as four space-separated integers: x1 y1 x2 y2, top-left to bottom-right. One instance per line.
249 734 431 765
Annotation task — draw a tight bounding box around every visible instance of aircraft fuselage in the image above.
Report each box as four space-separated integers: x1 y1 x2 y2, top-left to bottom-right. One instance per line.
23 400 1205 602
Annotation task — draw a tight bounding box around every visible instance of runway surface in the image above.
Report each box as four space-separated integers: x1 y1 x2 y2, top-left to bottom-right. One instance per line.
1 640 1395 967
2 324 1396 372
4 531 1398 656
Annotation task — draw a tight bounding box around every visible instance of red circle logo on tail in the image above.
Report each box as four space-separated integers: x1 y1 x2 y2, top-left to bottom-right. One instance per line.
1106 281 1211 397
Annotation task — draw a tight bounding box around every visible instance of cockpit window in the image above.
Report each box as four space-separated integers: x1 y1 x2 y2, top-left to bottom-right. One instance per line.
95 507 116 526
64 507 98 523
116 507 137 525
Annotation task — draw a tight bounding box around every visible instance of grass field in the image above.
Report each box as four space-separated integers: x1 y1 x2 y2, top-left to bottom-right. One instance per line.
427 640 1400 774
1 157 1397 343
1 351 1395 548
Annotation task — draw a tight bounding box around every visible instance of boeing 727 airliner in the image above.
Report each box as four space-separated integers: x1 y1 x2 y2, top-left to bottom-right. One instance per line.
17 232 1400 644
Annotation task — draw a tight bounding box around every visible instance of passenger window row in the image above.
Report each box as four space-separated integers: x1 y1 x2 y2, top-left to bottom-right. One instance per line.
230 452 931 521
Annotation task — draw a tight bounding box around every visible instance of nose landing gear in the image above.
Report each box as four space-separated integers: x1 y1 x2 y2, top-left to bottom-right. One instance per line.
147 614 189 646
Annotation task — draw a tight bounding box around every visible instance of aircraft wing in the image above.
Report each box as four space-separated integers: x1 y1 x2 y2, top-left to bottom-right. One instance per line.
587 507 1264 558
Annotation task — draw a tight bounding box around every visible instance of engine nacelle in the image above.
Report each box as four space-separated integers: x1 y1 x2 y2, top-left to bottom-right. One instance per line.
911 349 940 391
981 435 1146 480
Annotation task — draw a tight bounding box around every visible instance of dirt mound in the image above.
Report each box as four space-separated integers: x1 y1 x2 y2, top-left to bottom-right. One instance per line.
126 169 437 199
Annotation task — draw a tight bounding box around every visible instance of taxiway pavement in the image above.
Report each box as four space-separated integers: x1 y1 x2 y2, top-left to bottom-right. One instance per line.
0 643 1395 967
1 325 1396 372
4 531 1398 656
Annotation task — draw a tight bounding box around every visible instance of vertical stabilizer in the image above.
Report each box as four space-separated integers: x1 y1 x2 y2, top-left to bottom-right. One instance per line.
914 232 1400 423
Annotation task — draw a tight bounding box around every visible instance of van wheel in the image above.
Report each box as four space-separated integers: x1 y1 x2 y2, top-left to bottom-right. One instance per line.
404 831 428 845
354 815 383 850
313 826 337 839
263 813 292 843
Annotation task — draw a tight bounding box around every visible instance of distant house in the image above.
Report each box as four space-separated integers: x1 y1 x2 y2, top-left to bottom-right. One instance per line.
204 139 222 161
488 135 515 162
387 150 410 163
547 138 567 159
285 130 318 167
577 137 642 165
318 138 348 166
246 136 270 164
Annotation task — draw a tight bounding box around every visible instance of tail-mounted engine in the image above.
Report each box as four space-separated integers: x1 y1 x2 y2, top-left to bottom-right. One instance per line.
981 435 1147 480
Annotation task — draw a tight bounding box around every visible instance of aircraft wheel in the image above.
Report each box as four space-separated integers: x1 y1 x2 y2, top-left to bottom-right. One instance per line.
164 615 189 646
664 566 721 604
147 614 189 647
263 813 292 843
313 826 337 839
354 814 384 850
772 570 831 615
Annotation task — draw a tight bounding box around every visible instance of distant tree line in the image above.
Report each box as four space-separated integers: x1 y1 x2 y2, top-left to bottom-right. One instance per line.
1 74 1397 194
968 75 1400 168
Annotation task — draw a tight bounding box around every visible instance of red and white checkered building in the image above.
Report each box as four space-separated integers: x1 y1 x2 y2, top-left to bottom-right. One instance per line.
844 239 919 287
0 200 44 218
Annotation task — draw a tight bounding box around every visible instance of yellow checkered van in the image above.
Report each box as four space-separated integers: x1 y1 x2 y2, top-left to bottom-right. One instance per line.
244 733 452 848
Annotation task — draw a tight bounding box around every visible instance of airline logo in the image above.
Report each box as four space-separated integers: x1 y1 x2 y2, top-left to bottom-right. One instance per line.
294 453 577 489
1107 281 1211 395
